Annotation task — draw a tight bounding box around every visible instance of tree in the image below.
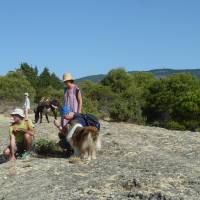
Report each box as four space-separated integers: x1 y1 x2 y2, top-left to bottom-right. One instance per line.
18 62 39 89
101 68 132 93
144 73 200 130
38 67 51 88
50 73 63 90
131 72 156 89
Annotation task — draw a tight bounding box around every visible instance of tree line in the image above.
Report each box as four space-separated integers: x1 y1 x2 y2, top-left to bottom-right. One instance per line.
1 63 200 131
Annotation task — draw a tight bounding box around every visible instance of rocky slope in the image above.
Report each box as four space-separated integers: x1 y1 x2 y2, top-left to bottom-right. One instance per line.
0 115 200 200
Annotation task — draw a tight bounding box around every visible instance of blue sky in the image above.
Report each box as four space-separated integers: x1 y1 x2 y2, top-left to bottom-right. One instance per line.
0 0 200 78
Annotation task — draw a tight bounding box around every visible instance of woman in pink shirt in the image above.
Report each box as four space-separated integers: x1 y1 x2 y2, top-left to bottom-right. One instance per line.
62 73 82 126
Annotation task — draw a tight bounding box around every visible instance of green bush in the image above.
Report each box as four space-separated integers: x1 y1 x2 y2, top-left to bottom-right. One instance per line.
195 128 200 132
35 139 60 155
101 68 132 93
108 98 130 121
82 96 102 118
80 81 117 117
0 72 36 104
80 70 154 123
182 120 200 131
35 85 63 103
144 73 200 131
163 121 186 131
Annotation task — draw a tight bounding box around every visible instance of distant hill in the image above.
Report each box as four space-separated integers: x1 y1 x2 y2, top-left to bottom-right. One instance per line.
76 68 200 83
75 74 105 84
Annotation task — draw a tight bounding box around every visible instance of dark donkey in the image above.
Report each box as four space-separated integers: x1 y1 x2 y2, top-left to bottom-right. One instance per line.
34 99 60 123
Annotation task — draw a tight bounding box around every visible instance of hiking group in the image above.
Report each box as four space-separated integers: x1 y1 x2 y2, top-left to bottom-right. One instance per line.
3 73 100 161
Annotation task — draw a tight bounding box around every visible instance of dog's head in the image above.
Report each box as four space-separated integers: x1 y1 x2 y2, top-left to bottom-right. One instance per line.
50 99 60 109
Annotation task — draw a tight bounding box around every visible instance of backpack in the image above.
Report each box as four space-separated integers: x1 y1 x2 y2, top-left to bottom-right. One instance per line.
82 114 100 131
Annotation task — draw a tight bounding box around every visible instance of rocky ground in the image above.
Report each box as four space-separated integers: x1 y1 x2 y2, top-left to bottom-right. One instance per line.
0 114 200 200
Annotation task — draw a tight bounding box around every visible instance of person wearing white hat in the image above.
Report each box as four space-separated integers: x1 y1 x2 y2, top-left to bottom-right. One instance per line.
3 108 35 161
24 92 30 120
61 73 83 127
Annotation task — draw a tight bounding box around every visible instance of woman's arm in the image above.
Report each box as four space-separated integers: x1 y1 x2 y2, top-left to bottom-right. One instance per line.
77 91 82 113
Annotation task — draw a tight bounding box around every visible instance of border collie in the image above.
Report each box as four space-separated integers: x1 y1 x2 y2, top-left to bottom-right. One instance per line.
67 122 101 160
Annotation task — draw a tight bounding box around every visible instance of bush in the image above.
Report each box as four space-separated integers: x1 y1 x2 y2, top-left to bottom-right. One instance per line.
82 96 102 118
35 86 63 103
195 128 200 132
182 120 200 131
80 81 117 117
35 139 60 155
80 70 154 123
108 98 130 121
144 73 200 131
0 72 36 104
163 121 186 131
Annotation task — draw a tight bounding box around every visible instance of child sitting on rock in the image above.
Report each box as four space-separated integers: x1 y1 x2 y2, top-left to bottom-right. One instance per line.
3 108 35 161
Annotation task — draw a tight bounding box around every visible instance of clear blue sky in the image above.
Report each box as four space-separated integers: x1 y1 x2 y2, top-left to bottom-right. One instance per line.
0 0 200 79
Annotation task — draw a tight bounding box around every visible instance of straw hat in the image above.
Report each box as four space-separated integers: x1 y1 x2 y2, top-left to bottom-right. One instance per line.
63 73 73 82
24 92 29 97
10 108 25 118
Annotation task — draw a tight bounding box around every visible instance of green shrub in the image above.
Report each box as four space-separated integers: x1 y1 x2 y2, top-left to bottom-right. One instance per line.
82 96 102 118
163 121 186 131
182 120 200 131
80 81 117 118
35 85 63 103
144 73 200 131
35 139 60 155
195 128 200 132
0 72 36 104
108 98 130 121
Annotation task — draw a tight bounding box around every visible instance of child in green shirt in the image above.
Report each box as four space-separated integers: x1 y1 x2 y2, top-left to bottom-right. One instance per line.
3 108 34 161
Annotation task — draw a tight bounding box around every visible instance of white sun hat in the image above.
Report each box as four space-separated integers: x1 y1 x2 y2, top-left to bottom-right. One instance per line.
63 73 73 82
10 108 25 118
24 92 29 96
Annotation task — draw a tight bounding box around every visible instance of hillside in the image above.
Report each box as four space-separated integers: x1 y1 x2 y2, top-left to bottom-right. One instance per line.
75 68 200 83
0 115 200 199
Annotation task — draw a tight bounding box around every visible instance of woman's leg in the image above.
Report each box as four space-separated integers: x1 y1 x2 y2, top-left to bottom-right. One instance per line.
24 133 33 151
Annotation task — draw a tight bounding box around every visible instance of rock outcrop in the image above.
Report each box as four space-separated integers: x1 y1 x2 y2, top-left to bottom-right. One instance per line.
0 115 200 200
